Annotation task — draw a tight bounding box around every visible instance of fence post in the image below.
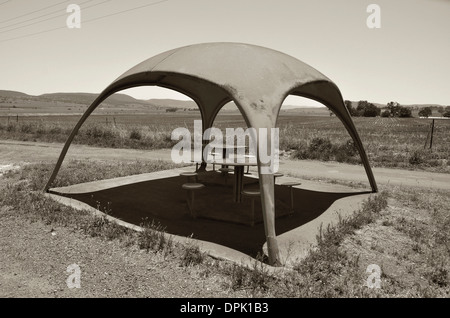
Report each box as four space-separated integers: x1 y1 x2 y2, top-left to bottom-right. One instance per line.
429 119 435 151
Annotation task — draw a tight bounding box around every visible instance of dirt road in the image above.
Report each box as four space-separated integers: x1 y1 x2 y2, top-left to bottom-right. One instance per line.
1 139 448 190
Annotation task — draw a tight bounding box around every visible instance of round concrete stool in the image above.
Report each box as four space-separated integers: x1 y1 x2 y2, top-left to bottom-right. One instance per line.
180 171 198 183
242 189 260 227
274 172 284 183
182 182 205 218
280 181 301 214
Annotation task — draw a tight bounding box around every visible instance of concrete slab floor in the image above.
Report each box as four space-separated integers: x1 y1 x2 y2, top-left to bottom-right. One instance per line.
47 166 373 270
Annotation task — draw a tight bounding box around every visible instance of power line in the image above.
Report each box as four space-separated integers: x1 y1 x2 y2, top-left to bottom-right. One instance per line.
0 24 67 43
0 0 170 43
0 0 110 34
0 0 70 24
0 1 13 7
81 0 169 24
0 0 94 31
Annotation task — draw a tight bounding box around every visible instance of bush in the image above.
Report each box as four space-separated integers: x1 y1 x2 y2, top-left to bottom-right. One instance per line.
399 107 412 118
409 150 424 165
334 139 358 163
293 138 358 163
363 104 380 117
20 122 34 133
308 137 333 160
339 139 357 157
381 110 390 118
6 123 15 132
418 107 432 118
84 126 104 138
129 128 142 140
356 100 380 117
49 126 63 134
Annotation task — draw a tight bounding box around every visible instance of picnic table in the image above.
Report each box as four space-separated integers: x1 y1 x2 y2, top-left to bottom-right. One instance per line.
215 158 258 203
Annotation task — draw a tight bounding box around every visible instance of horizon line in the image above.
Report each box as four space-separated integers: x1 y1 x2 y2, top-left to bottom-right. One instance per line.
0 88 447 107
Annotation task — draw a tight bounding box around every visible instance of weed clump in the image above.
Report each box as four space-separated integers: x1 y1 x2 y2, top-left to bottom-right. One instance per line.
180 242 206 267
138 219 173 255
226 253 272 294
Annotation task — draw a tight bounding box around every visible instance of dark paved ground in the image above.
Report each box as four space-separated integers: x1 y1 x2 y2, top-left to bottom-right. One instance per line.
55 171 366 258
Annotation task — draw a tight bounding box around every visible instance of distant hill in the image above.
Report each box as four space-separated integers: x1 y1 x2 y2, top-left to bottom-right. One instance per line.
39 92 149 106
0 90 201 115
0 90 446 116
146 98 198 109
0 90 253 114
146 99 250 111
0 90 30 98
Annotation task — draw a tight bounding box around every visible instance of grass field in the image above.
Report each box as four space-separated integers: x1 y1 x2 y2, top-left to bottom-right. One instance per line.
0 110 449 173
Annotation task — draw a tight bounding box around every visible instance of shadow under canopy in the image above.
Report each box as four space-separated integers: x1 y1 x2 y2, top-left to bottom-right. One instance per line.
44 42 377 266
53 172 371 259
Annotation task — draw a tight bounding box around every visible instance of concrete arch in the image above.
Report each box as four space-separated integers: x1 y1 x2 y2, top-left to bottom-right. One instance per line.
285 82 378 193
44 42 377 266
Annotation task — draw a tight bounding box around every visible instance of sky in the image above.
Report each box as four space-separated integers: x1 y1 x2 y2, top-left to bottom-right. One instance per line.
0 0 449 106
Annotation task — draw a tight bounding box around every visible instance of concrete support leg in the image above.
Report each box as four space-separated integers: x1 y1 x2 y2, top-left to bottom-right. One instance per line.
258 173 281 266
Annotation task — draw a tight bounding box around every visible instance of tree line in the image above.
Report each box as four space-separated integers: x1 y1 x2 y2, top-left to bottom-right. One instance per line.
344 100 450 118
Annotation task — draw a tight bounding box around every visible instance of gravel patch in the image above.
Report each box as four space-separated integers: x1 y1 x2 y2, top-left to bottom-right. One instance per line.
0 206 247 298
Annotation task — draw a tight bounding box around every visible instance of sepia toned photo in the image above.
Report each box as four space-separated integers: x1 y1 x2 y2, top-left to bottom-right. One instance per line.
0 0 448 304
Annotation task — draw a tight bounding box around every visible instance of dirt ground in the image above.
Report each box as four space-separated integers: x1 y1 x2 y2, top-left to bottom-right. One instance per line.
0 204 247 298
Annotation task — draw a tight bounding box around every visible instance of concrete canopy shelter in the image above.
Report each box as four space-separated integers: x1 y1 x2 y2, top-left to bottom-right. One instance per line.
44 42 377 266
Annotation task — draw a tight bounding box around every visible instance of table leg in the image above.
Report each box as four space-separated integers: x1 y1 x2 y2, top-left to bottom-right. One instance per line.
233 165 244 203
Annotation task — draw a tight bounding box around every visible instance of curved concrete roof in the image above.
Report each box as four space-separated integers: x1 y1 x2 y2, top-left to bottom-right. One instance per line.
44 42 377 265
101 43 344 129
